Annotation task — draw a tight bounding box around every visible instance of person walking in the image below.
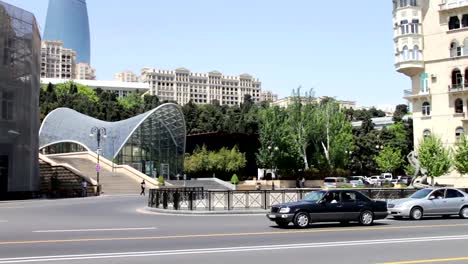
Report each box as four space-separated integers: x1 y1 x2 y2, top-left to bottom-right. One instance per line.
140 180 146 196
81 179 87 197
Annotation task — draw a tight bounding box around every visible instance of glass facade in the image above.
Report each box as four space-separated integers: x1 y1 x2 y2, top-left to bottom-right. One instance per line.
39 104 186 179
43 0 91 64
0 1 41 195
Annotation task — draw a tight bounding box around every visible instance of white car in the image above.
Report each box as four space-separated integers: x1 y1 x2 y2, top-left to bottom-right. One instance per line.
388 188 468 220
323 177 348 188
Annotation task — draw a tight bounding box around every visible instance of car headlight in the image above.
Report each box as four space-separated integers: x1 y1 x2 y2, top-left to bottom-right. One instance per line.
279 207 290 213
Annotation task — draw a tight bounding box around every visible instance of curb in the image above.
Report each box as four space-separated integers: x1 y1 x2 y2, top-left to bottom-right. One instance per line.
145 206 268 215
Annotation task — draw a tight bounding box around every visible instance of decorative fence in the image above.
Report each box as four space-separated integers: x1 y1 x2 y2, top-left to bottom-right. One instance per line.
147 188 444 211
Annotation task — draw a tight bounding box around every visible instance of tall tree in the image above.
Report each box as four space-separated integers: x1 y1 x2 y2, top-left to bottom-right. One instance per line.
453 134 468 176
374 146 404 174
418 135 452 185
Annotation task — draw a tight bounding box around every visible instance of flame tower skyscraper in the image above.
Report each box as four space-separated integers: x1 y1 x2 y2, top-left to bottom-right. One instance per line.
43 0 91 64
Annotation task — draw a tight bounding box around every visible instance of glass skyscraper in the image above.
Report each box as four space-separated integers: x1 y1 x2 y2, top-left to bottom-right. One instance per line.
43 0 91 64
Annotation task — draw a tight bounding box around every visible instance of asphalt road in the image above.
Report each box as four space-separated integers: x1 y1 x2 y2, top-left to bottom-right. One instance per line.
0 195 468 264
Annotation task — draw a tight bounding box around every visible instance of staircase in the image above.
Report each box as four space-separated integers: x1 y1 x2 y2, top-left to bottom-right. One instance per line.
166 178 233 190
47 156 141 195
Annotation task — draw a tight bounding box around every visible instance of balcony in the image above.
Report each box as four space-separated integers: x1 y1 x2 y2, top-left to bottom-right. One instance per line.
395 60 424 76
440 0 468 11
448 83 468 94
403 89 431 100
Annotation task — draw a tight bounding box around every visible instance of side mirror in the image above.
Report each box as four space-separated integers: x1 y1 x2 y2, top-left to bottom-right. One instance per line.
429 196 435 200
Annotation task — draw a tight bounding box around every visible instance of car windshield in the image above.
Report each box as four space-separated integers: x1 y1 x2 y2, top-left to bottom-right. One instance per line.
410 189 432 199
303 191 326 202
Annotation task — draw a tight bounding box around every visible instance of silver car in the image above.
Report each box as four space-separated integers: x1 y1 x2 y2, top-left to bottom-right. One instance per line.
388 188 468 220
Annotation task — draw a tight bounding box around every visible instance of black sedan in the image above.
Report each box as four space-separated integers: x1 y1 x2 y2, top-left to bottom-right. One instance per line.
267 190 388 228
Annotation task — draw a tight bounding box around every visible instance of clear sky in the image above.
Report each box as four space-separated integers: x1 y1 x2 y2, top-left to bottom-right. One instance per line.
7 0 409 108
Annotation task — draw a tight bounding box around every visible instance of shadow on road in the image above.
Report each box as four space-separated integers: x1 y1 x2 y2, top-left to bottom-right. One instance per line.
269 222 389 229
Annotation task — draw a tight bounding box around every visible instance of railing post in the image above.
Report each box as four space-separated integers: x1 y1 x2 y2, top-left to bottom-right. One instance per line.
189 191 193 211
162 191 168 209
264 190 267 210
208 191 212 211
227 191 231 211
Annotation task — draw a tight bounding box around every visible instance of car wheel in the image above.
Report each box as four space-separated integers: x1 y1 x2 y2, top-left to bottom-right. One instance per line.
275 221 289 228
410 207 423 220
293 212 310 228
460 206 468 219
359 210 374 226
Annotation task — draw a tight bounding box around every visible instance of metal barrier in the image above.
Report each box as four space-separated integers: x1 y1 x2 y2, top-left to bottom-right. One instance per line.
147 188 466 211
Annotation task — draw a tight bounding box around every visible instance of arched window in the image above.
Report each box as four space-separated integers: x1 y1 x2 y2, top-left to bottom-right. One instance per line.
422 102 431 116
456 127 464 141
423 129 431 138
413 45 420 60
449 16 461 30
402 46 409 61
452 69 463 89
455 98 464 113
450 41 461 57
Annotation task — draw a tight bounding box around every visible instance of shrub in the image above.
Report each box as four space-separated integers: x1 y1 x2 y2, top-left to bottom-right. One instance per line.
158 176 165 186
231 174 239 185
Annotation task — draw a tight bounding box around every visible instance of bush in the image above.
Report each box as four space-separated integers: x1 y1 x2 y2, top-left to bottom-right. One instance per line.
158 176 165 186
231 174 239 185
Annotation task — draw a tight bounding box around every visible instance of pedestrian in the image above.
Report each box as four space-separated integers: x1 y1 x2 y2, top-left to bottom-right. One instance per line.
301 177 306 188
140 180 146 196
81 179 87 197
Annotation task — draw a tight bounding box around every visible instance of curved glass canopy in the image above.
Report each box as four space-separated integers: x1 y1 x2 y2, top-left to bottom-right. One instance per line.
39 103 186 177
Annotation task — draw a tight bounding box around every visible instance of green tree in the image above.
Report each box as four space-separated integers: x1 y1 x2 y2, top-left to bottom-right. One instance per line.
230 174 239 185
118 91 143 110
453 134 468 176
418 135 452 185
374 146 404 174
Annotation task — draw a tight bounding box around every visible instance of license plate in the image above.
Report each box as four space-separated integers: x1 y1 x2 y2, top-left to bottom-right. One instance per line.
268 214 276 219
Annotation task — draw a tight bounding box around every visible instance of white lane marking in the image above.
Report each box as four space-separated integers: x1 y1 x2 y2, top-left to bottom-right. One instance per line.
1 234 468 263
33 227 157 233
0 220 7 223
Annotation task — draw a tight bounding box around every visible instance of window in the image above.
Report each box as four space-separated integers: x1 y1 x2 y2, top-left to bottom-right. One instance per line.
446 189 464 198
449 16 461 30
411 19 419 33
431 189 445 199
399 0 408 7
410 0 417 6
423 129 431 138
340 192 357 203
455 99 464 113
450 41 462 57
402 46 409 61
422 102 431 116
400 20 409 34
412 45 420 60
452 69 463 89
463 15 468 28
420 73 429 92
456 127 464 141
0 91 14 121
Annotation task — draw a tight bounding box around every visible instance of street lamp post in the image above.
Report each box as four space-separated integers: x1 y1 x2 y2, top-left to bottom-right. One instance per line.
90 127 107 195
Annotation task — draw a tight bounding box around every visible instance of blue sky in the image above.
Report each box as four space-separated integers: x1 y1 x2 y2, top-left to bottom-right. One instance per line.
7 0 409 108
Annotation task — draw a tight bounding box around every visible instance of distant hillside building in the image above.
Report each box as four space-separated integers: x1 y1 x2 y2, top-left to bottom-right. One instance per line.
271 96 356 109
114 71 139 83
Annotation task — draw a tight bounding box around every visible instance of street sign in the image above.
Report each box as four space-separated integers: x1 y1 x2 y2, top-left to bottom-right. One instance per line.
96 164 101 172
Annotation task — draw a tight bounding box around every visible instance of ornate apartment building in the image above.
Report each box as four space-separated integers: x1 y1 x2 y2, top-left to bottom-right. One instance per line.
141 68 262 105
40 40 76 79
395 0 468 148
41 40 96 80
75 62 96 80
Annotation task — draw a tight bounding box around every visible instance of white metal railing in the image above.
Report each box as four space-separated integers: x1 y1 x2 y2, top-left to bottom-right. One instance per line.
440 0 468 10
